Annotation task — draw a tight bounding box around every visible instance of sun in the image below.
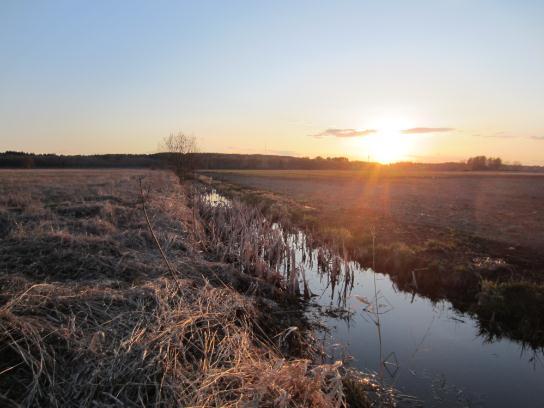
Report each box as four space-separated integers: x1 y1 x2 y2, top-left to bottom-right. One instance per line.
350 116 415 163
367 132 411 163
348 129 413 164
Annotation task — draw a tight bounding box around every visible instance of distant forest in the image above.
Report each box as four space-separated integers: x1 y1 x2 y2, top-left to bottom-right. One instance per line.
1 151 542 172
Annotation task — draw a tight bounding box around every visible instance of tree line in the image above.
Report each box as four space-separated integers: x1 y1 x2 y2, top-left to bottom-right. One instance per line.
466 156 503 170
0 150 540 173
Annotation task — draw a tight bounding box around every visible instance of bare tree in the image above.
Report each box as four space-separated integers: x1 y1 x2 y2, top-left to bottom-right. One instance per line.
162 132 198 179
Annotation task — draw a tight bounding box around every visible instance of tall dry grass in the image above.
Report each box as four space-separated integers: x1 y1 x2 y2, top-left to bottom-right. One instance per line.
0 170 374 407
193 187 355 303
0 278 349 407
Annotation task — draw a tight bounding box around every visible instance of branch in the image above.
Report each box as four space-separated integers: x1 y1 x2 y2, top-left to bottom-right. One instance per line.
139 177 183 291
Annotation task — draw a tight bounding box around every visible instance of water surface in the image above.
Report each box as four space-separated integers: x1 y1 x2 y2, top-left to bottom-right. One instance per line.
202 190 544 407
290 232 544 407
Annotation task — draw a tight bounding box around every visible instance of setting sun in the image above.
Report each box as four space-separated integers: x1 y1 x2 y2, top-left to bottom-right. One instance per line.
367 132 413 163
349 127 415 164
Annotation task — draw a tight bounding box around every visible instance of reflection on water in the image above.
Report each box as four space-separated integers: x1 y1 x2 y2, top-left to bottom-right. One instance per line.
200 190 544 407
202 190 231 206
283 231 544 408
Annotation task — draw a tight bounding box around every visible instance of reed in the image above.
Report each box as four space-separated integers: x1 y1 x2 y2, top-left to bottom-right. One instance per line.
193 186 355 304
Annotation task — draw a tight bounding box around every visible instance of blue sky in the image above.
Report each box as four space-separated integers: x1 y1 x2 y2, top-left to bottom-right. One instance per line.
1 1 543 163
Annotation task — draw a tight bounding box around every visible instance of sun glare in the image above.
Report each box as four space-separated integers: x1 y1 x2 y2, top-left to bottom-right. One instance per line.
367 132 412 164
351 117 415 164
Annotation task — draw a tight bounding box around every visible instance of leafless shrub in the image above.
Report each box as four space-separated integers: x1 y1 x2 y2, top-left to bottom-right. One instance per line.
162 132 199 180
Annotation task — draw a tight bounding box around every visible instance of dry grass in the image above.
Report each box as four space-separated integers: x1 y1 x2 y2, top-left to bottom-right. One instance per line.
0 278 347 407
0 170 371 407
192 186 355 303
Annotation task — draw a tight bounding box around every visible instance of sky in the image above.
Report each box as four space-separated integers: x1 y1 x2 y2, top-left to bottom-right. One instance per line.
1 0 543 164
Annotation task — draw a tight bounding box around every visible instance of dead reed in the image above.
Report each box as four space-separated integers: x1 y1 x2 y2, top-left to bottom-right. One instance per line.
193 187 355 304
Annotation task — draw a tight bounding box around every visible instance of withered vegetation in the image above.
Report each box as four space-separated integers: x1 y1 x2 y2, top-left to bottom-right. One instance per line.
0 170 388 407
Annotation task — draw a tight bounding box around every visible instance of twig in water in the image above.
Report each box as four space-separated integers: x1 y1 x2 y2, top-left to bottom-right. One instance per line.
411 316 435 360
371 226 384 378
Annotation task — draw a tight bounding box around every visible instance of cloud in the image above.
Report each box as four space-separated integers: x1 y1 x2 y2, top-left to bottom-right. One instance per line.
311 128 377 138
530 136 544 140
401 127 455 134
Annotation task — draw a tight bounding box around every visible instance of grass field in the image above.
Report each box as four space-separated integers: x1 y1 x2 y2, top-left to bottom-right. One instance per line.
0 169 371 407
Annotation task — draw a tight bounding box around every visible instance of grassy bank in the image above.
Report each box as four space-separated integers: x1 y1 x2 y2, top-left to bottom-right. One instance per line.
0 170 393 407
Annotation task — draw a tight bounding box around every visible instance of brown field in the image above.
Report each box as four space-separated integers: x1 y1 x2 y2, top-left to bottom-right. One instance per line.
202 169 544 251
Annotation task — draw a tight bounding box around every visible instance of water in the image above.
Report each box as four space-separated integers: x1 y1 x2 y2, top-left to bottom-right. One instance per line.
287 231 544 408
202 190 231 206
200 190 544 407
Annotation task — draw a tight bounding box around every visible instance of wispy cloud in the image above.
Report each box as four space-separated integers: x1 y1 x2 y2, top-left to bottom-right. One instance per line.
401 127 455 134
530 136 544 140
311 128 377 138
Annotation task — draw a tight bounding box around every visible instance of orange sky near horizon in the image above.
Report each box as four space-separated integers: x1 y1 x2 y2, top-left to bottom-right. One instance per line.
1 1 543 165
